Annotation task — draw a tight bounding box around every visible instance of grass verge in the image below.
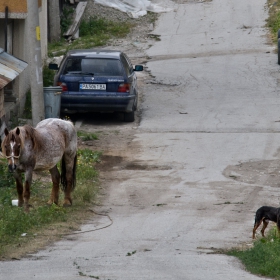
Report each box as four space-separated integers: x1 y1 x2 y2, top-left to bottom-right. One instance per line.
266 0 280 42
228 228 280 278
0 146 101 259
48 16 133 57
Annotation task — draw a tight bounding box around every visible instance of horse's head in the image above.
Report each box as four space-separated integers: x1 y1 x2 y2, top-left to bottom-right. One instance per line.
2 127 22 172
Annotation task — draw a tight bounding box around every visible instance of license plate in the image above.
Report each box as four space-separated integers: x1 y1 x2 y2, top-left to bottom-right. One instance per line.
80 84 106 90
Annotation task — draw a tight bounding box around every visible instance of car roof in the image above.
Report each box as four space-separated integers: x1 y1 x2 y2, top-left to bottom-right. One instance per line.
65 49 123 59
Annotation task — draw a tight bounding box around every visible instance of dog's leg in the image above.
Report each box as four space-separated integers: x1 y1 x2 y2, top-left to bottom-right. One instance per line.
253 221 262 239
253 217 266 239
276 211 280 238
261 220 269 237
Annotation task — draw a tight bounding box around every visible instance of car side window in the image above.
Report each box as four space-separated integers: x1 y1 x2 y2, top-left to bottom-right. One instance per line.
124 54 134 75
63 58 81 74
121 55 132 77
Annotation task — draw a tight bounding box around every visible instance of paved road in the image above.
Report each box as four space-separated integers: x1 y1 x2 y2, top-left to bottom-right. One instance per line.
1 0 279 279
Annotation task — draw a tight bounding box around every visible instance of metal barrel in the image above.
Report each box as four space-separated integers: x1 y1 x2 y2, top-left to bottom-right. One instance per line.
43 86 62 118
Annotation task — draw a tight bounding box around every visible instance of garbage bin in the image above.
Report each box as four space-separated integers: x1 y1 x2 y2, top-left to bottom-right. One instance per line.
43 86 62 119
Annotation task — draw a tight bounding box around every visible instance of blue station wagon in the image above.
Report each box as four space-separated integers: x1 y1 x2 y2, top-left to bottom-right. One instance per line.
49 49 143 122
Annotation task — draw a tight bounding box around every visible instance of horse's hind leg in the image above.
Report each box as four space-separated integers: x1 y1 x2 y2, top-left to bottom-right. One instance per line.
63 164 73 207
61 154 77 207
48 165 60 205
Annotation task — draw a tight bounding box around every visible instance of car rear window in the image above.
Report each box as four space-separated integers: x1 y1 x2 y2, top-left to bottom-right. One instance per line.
62 58 123 76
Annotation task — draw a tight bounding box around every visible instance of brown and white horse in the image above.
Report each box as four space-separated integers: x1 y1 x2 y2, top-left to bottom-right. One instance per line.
1 118 77 212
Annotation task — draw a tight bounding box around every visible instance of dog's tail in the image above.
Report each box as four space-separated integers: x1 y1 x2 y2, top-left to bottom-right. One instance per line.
254 208 263 226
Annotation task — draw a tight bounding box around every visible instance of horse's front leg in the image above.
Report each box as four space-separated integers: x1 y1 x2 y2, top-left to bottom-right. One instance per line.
13 171 24 207
23 169 33 212
48 165 60 205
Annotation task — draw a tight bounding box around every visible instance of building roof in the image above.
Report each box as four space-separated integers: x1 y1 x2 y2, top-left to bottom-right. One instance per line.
0 48 28 89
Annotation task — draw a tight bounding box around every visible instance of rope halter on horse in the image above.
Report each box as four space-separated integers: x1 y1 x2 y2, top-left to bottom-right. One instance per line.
5 155 20 159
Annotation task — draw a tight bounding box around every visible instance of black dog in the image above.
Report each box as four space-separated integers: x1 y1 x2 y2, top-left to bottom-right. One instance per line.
252 206 280 239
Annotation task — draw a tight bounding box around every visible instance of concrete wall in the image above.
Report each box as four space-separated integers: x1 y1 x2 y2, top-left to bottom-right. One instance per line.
13 19 30 115
0 88 4 118
0 0 48 117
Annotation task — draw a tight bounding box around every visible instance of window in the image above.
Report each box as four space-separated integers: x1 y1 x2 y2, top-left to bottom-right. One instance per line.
63 58 123 76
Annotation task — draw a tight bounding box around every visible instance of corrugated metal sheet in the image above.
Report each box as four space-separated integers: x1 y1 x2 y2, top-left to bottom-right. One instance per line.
0 48 28 89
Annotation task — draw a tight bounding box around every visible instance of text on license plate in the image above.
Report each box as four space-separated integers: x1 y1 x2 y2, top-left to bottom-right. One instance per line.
80 84 106 90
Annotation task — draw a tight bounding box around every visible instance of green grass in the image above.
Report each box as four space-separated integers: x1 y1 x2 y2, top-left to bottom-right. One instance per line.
79 16 131 38
0 148 101 257
266 0 280 42
228 228 280 279
77 131 99 141
48 17 132 57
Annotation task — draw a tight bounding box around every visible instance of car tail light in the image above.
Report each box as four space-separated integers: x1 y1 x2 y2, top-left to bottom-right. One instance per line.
57 82 68 92
117 83 130 93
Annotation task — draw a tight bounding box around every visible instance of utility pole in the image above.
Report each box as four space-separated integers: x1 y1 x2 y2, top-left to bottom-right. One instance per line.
27 0 45 126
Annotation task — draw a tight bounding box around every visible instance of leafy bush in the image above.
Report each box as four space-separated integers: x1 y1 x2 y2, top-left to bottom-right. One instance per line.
61 5 75 35
43 65 55 87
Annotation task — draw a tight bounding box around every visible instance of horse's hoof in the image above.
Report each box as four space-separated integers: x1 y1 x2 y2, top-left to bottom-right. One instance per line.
63 200 72 207
47 200 58 206
18 200 24 207
63 197 72 207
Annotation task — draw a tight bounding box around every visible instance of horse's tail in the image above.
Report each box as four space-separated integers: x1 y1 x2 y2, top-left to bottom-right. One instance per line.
61 153 77 191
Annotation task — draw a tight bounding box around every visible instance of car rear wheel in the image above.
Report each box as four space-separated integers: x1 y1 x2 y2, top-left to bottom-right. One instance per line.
124 111 135 122
278 38 280 65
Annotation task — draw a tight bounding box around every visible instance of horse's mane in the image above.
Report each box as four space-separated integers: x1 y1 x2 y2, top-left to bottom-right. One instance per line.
22 125 39 151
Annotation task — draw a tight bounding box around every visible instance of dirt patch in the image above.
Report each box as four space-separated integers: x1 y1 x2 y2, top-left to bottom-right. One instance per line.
96 155 173 172
223 159 280 188
97 155 125 171
124 162 172 171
